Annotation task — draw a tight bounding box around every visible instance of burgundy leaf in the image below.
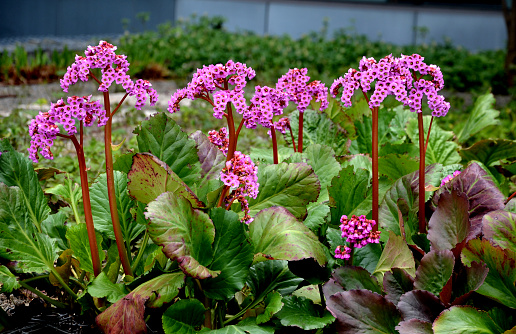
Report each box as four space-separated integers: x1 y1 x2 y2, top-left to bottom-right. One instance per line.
383 268 415 305
96 294 148 334
398 290 445 323
326 290 400 334
396 319 433 334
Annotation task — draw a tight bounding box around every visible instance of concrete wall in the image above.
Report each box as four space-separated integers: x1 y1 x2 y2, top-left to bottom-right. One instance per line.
0 0 508 51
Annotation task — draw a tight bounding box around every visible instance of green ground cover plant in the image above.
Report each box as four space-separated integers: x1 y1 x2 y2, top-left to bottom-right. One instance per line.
1 36 516 334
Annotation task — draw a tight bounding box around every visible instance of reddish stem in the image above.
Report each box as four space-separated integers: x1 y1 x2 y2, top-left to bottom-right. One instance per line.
235 118 245 146
418 112 427 233
271 125 279 164
103 91 134 276
111 92 129 117
88 71 102 85
372 106 379 231
58 133 101 277
298 111 304 153
506 190 516 204
217 185 230 208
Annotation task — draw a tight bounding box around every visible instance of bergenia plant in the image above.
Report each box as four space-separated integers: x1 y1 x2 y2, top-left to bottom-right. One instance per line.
28 41 158 276
331 53 450 233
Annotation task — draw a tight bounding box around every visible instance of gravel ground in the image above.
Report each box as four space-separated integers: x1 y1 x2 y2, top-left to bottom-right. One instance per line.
0 79 179 120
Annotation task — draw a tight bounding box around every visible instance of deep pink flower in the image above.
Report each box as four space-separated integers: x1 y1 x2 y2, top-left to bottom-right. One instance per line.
334 214 381 260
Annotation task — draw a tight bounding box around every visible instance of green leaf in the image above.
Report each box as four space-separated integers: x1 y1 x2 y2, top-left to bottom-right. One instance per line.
128 153 205 208
113 152 136 174
250 207 326 265
433 306 504 334
483 210 516 252
290 109 348 155
256 291 283 324
304 144 341 203
373 231 415 280
326 290 401 334
388 105 414 144
332 266 382 293
340 154 372 178
87 272 128 303
245 162 320 220
145 192 219 279
206 322 275 334
247 260 303 298
462 239 516 308
406 116 461 166
134 112 201 187
276 295 335 330
303 204 330 231
456 92 500 144
328 166 371 225
203 208 253 300
351 107 394 155
41 211 68 251
0 184 58 273
460 139 516 167
379 163 443 240
90 171 145 243
378 154 419 181
414 250 454 297
354 243 383 274
0 265 20 292
66 223 105 274
428 191 470 251
162 299 205 334
321 95 371 140
0 140 49 231
250 147 295 165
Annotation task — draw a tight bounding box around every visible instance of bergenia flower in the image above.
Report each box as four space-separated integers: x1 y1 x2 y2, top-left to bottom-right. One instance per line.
168 60 255 118
331 54 450 117
276 68 329 113
335 214 381 260
28 96 106 163
208 127 230 155
440 170 461 187
60 40 158 109
220 151 259 224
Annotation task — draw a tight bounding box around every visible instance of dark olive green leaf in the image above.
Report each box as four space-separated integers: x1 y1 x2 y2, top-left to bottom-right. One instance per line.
134 112 201 187
0 265 20 293
41 211 68 251
351 108 394 155
353 243 383 274
383 268 414 306
162 299 205 334
113 152 136 174
303 204 330 231
456 92 500 144
276 295 335 330
0 140 49 231
247 260 303 298
328 166 371 225
332 266 382 293
406 115 461 165
90 171 145 243
131 272 185 308
0 184 58 273
460 139 516 167
203 208 253 300
304 144 341 203
245 162 320 220
87 272 128 303
256 291 283 324
378 154 419 181
66 223 105 274
145 192 218 279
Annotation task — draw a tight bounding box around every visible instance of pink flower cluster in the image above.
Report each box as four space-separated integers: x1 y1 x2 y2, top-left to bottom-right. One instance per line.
220 151 259 224
245 85 289 129
60 41 158 110
331 54 450 117
276 68 329 113
440 170 461 187
268 117 291 137
61 41 131 93
334 214 381 260
28 96 106 162
167 60 255 117
208 127 229 155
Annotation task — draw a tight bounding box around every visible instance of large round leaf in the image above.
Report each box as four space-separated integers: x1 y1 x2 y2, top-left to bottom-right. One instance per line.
275 295 335 330
145 192 219 279
245 162 320 220
249 207 326 265
433 306 504 334
414 250 454 298
203 208 253 300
